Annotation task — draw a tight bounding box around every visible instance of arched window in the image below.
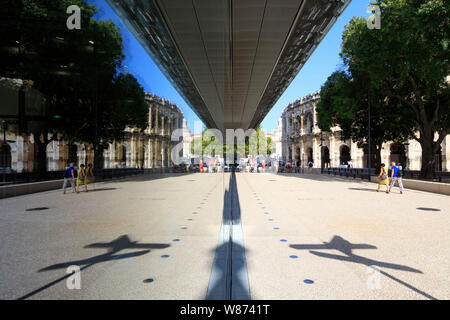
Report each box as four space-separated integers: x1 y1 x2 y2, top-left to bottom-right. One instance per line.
0 142 12 168
389 143 407 167
321 146 330 168
122 144 127 166
304 113 314 134
68 144 78 164
340 145 351 165
164 116 169 132
151 109 156 129
306 147 313 164
435 146 442 172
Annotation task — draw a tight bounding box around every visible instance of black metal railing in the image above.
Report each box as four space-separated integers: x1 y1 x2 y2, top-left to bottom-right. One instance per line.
321 167 450 182
0 167 177 186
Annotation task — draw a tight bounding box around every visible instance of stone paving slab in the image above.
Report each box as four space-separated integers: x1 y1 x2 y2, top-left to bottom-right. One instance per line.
0 173 225 300
238 173 450 300
0 172 449 299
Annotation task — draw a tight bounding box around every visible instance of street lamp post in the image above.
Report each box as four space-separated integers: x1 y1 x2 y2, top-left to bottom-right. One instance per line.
2 120 8 183
367 84 371 181
92 25 100 171
320 131 324 173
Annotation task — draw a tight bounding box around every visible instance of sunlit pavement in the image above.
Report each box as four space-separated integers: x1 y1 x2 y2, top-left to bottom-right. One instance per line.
0 172 449 300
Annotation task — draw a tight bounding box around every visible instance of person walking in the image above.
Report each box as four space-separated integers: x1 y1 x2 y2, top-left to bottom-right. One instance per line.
86 163 94 185
389 161 404 194
377 163 390 193
62 162 76 194
76 164 88 193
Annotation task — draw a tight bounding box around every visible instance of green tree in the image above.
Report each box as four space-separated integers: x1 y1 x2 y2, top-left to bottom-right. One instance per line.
246 126 271 156
0 0 147 172
340 0 450 177
190 126 272 161
69 72 148 166
316 70 412 168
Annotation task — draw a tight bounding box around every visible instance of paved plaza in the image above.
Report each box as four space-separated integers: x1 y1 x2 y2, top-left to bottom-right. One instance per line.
0 173 449 300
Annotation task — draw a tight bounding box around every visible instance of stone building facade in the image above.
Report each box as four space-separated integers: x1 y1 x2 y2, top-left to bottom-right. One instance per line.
1 93 192 172
266 118 283 159
281 91 450 171
101 93 189 169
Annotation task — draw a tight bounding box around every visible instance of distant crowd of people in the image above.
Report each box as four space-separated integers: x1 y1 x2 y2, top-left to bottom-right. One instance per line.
63 162 94 194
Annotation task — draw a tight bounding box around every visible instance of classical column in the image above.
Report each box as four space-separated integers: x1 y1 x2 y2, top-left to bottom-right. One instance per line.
313 137 320 168
157 139 162 168
300 141 304 167
167 145 171 167
148 105 153 134
160 114 165 136
144 138 149 168
442 136 449 171
155 106 159 134
15 135 23 172
161 141 165 168
130 136 136 168
292 145 296 163
167 117 171 138
153 140 158 168
329 134 336 167
300 115 304 134
149 138 153 168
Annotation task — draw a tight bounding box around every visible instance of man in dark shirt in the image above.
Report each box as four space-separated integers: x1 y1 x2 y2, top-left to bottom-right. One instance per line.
63 162 76 194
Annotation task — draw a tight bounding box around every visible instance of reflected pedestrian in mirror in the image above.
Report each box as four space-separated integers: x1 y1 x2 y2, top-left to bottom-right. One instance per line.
377 163 390 193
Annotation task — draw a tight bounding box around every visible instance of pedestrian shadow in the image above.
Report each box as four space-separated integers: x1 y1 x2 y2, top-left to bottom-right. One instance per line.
289 235 437 300
417 207 441 212
83 187 117 193
18 235 170 300
348 187 377 192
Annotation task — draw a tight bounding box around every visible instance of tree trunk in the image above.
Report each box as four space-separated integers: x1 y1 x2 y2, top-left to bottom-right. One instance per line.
93 145 104 170
34 138 48 177
373 141 383 170
420 144 435 179
418 121 437 179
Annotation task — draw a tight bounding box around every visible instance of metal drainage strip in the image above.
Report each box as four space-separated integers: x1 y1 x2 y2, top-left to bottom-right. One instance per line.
206 173 250 300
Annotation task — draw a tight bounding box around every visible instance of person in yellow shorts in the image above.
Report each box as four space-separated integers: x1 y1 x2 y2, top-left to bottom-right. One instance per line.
377 163 390 193
76 164 88 193
86 163 94 185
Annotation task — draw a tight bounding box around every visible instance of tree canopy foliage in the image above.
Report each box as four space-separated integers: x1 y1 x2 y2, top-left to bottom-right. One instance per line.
316 0 449 177
0 0 148 171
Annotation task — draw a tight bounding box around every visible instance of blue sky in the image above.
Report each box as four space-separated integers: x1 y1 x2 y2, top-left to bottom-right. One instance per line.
91 0 371 133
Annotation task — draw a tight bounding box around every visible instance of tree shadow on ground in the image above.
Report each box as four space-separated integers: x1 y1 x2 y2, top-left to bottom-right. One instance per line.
289 235 437 300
